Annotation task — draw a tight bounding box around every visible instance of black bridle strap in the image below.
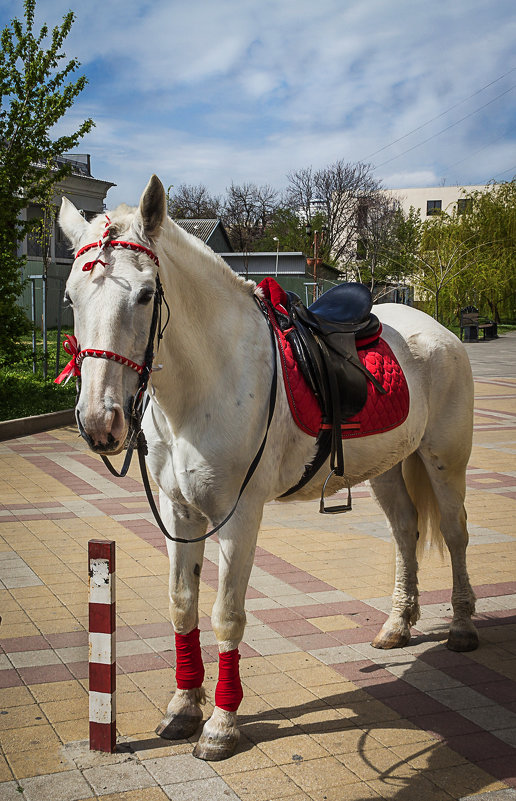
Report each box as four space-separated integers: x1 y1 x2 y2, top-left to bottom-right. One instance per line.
100 275 165 479
135 303 278 543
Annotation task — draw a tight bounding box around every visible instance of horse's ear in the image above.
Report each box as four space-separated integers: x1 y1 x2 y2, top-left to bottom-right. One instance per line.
137 175 166 239
59 196 88 248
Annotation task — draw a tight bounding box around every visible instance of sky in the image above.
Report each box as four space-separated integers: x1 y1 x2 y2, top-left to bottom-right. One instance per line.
1 0 515 207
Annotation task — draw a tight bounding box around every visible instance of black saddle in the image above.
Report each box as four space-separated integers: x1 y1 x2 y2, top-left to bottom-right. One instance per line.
274 283 386 512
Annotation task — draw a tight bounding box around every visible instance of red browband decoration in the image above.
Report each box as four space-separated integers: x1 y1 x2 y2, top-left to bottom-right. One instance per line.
75 216 160 272
54 334 145 385
54 218 161 384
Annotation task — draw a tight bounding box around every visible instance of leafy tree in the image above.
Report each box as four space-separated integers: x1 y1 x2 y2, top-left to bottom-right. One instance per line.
356 203 422 294
412 211 486 321
251 206 329 256
457 180 516 322
0 0 94 365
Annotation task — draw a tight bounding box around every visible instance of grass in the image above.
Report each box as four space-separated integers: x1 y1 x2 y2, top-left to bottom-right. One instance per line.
0 329 76 421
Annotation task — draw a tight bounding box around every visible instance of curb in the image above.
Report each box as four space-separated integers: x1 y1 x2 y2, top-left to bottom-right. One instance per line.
0 409 75 441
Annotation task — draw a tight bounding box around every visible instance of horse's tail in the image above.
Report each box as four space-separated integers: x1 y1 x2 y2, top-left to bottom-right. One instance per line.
402 452 444 558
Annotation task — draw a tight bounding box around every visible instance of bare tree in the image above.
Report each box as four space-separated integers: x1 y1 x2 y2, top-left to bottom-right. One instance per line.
355 195 402 291
286 160 382 269
284 166 316 225
222 182 279 251
168 183 221 218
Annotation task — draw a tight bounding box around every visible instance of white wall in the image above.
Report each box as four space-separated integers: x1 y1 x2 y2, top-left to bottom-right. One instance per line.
384 184 492 218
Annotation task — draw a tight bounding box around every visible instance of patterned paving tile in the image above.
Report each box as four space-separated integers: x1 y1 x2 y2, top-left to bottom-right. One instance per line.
1 357 516 797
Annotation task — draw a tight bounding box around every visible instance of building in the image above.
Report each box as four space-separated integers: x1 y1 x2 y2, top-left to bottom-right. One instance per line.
174 218 233 253
384 184 492 219
19 154 115 328
221 251 341 302
173 217 341 301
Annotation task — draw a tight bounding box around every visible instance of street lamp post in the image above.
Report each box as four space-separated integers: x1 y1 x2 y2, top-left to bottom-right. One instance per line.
305 223 326 302
273 236 279 277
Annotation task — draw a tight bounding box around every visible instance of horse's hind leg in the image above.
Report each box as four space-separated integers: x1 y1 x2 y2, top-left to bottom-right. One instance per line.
418 451 478 652
194 502 262 761
369 463 420 649
156 492 208 740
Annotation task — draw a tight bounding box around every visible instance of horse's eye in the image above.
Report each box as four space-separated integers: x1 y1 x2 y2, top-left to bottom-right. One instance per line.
137 288 154 305
64 291 73 307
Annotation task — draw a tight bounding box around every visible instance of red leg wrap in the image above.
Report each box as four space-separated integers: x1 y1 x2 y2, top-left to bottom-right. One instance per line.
175 628 205 689
215 649 243 712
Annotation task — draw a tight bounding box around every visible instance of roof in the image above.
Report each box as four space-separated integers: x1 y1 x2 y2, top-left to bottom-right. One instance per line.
173 218 233 253
220 252 339 277
174 219 219 242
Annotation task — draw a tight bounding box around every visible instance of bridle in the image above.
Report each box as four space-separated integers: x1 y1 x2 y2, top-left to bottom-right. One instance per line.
55 219 169 471
56 219 278 544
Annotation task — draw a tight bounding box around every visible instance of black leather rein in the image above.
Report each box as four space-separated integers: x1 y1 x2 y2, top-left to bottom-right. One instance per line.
101 296 278 544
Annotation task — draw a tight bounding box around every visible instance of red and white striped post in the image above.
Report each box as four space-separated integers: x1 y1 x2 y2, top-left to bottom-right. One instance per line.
88 539 116 752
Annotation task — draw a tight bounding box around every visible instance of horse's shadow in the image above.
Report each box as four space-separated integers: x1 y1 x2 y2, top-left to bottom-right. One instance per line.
121 631 515 800
231 633 515 800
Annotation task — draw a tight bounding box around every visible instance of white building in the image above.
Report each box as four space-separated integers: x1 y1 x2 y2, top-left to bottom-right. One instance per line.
19 154 115 327
385 184 493 219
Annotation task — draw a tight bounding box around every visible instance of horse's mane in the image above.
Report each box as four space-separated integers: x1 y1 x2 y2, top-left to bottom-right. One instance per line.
93 205 256 298
159 214 256 298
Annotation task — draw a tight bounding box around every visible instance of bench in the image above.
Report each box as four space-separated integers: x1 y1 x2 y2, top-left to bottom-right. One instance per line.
459 306 498 342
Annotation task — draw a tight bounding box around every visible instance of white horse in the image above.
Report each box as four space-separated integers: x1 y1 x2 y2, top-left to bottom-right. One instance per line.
59 175 478 760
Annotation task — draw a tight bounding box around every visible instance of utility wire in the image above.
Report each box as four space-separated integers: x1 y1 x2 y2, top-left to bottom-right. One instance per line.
493 164 516 179
444 131 508 172
374 84 516 170
362 67 516 162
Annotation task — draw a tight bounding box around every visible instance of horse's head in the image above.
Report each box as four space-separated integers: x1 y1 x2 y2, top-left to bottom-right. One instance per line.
59 175 167 453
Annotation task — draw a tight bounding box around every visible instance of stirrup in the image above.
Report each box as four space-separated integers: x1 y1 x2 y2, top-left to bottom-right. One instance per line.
319 469 352 514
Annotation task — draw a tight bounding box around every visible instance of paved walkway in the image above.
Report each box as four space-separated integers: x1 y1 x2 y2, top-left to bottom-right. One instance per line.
1 334 515 801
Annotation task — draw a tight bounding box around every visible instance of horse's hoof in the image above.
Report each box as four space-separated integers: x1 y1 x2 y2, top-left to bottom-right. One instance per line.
446 626 479 652
371 627 411 649
156 709 203 740
193 728 240 761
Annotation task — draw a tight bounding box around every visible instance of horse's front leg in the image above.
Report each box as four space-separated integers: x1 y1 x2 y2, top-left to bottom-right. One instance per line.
193 503 261 761
156 491 208 740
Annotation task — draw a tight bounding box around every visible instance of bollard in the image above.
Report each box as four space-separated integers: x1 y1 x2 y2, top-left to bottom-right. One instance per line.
88 539 116 752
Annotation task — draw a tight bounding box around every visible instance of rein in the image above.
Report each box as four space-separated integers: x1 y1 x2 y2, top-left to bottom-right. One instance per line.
138 302 278 544
57 224 278 544
103 298 278 545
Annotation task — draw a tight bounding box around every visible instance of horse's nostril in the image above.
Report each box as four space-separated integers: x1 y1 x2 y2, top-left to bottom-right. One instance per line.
109 404 125 442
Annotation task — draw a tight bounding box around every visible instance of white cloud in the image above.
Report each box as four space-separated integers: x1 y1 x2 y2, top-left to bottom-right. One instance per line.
3 0 514 204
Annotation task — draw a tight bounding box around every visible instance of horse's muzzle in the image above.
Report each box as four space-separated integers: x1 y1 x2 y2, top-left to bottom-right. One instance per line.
76 403 128 455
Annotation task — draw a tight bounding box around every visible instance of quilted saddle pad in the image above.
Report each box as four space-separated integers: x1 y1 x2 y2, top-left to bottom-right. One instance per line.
257 278 410 439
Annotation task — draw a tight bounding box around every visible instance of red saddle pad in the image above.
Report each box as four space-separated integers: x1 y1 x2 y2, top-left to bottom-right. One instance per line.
257 278 410 439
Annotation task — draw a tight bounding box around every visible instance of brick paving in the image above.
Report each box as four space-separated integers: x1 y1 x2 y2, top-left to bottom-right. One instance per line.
0 334 515 800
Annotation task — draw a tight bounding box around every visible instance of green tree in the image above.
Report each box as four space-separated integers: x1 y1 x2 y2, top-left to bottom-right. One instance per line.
355 203 422 296
458 180 516 322
413 211 486 322
252 206 330 259
0 0 94 365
